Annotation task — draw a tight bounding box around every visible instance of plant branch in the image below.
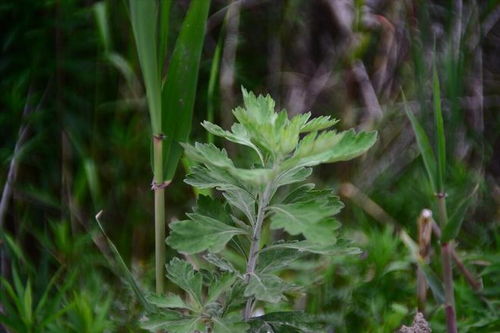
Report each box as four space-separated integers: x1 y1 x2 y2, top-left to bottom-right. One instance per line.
244 183 272 320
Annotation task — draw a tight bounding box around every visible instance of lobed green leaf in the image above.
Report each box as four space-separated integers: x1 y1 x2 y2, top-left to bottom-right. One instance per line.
146 293 189 310
140 312 203 333
165 258 203 307
269 190 343 244
167 196 248 254
244 274 289 303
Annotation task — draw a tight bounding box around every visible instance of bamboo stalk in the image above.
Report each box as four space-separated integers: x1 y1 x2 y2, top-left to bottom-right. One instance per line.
153 134 166 294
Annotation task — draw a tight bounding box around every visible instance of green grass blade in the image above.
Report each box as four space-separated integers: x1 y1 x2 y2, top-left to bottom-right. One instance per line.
207 35 222 143
95 212 153 312
402 91 437 192
129 0 162 134
433 65 446 192
2 233 33 272
93 1 111 53
23 280 32 326
162 0 211 180
158 0 172 71
441 185 479 242
418 259 445 304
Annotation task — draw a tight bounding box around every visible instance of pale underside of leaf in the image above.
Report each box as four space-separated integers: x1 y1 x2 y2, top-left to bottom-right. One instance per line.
262 240 361 256
244 274 289 303
140 312 203 333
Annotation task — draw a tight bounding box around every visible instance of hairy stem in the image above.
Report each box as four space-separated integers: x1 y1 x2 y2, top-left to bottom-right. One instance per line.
244 184 272 320
153 135 165 294
437 194 457 333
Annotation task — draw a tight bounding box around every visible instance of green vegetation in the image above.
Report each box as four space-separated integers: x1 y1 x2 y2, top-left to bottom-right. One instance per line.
140 89 375 331
1 0 499 332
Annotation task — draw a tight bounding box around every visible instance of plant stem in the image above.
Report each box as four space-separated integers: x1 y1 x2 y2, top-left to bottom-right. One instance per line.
442 242 457 333
153 135 165 294
244 184 272 321
417 209 433 313
437 193 457 333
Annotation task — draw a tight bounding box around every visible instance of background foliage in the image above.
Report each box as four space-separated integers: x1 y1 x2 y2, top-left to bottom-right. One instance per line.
1 0 499 332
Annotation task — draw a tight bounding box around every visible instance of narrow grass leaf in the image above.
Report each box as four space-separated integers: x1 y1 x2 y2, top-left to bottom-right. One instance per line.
441 185 478 242
129 0 162 133
207 35 222 143
23 280 32 326
432 65 446 192
162 0 211 180
93 1 111 52
402 91 437 192
158 0 172 70
417 259 445 304
95 212 152 312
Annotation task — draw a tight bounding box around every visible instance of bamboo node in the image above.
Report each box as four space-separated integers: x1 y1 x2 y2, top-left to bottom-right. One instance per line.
151 180 171 191
153 133 166 141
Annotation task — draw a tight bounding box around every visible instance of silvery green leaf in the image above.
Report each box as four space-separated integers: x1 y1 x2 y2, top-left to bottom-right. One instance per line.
206 272 237 304
213 313 249 333
256 247 304 273
300 114 339 132
185 166 250 199
249 311 325 333
244 274 289 303
264 240 361 255
202 121 264 163
184 142 274 188
140 312 204 332
167 216 246 254
165 258 203 307
284 129 377 169
203 253 241 276
167 196 248 254
269 190 343 244
146 293 190 310
275 167 312 188
222 187 256 224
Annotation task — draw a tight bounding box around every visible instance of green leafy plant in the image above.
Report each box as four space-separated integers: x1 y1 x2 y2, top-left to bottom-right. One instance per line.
140 89 377 332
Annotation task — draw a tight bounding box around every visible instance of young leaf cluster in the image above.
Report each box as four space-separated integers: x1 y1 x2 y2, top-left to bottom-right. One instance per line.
143 89 376 332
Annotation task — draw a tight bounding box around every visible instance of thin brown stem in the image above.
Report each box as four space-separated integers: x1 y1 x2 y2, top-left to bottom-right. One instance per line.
437 194 457 333
442 242 457 333
452 250 482 291
417 209 433 313
430 219 482 292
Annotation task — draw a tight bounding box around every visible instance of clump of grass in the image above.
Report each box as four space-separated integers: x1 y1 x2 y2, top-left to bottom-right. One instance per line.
404 65 478 333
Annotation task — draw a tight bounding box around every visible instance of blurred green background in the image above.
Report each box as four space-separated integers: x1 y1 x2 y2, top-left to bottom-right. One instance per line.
1 0 499 332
